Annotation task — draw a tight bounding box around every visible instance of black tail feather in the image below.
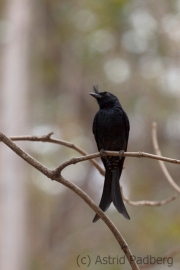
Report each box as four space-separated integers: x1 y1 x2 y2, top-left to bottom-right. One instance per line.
93 169 112 222
111 159 130 220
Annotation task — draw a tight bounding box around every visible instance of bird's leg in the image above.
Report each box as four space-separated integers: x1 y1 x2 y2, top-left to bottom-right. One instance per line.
100 149 105 157
119 150 124 160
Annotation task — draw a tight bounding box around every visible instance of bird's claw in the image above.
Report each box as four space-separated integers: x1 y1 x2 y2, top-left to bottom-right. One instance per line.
100 149 105 156
119 150 124 160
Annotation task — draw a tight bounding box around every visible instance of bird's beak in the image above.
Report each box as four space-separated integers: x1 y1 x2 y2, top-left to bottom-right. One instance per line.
89 92 101 99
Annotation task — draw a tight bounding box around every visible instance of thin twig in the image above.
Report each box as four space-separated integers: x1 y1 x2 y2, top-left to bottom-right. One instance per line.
0 132 139 270
10 133 180 166
53 149 180 176
10 133 105 176
122 188 176 206
152 122 180 193
9 134 180 168
9 133 179 207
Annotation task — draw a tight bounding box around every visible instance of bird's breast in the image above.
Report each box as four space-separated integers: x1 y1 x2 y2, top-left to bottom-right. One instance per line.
94 108 127 152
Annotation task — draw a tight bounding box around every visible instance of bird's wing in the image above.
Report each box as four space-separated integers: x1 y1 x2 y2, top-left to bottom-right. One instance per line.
92 113 99 147
123 111 130 151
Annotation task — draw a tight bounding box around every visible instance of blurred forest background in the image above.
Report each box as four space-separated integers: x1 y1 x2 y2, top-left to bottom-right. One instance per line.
0 0 180 269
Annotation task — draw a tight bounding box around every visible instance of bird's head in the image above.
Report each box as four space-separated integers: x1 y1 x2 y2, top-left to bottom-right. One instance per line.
90 86 120 108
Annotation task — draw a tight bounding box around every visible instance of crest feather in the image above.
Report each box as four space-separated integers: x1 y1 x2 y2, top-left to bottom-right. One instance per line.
93 85 99 94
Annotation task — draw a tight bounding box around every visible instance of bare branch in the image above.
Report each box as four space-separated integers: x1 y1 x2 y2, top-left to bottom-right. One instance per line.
9 134 180 166
2 130 180 270
53 149 180 177
152 122 180 193
9 133 179 208
122 187 176 206
0 132 52 177
0 132 140 270
115 151 180 164
5 132 180 207
56 175 139 270
10 134 105 176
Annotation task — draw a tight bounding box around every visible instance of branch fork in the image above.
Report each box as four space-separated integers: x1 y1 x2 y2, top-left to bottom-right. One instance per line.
0 121 180 270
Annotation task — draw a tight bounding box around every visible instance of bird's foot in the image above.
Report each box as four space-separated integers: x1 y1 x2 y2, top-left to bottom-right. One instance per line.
100 149 105 157
119 150 124 160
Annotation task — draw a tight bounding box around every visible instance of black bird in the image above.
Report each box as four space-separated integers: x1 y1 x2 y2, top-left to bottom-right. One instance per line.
90 86 130 222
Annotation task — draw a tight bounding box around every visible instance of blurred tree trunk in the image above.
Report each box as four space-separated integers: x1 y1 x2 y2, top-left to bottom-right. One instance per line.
0 0 31 269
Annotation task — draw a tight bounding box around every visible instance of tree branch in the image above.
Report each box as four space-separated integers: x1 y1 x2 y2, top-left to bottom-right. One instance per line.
0 132 140 270
152 122 180 193
10 133 105 176
9 133 180 166
0 133 52 177
122 186 176 206
8 133 179 206
2 130 180 270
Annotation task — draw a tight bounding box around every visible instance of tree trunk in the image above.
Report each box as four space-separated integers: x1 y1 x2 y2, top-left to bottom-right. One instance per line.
0 0 31 269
